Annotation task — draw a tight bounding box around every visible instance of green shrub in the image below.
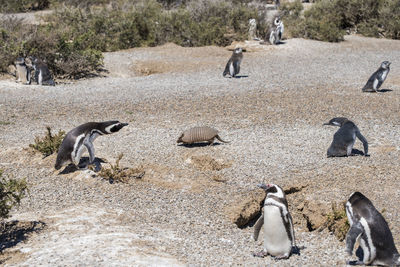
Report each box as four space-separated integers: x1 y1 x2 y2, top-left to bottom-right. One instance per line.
0 170 28 220
29 127 65 157
283 0 400 42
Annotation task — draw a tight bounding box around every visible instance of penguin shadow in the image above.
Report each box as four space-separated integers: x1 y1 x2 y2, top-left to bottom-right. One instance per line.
378 89 393 93
177 142 223 148
58 157 106 174
224 75 249 79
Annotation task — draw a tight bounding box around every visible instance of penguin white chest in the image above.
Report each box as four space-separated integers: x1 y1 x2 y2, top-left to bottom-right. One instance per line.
229 62 234 76
263 205 291 256
38 70 43 85
380 69 388 82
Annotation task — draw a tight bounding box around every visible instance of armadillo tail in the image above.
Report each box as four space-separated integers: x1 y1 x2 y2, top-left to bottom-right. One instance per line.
216 135 230 143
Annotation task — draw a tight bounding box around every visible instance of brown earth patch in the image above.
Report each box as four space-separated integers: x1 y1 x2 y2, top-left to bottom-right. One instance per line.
225 188 266 228
187 155 232 171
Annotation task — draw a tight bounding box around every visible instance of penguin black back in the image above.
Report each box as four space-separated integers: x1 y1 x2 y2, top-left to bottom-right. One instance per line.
346 192 400 265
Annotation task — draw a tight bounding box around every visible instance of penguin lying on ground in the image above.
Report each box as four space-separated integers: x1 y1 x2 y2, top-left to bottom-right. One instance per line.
253 183 297 259
55 121 128 171
323 117 369 157
345 192 400 266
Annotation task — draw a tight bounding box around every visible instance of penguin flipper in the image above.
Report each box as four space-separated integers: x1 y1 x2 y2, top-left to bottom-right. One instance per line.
253 213 264 241
345 222 364 256
356 131 368 156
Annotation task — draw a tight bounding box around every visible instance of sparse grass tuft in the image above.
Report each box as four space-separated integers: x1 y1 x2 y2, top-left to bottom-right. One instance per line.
99 154 145 184
322 202 349 241
0 169 28 220
29 127 65 157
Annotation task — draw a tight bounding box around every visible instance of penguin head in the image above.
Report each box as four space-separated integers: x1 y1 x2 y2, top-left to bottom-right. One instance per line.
234 47 242 54
323 117 348 127
15 57 25 65
381 61 391 69
257 183 285 199
274 16 281 26
103 121 128 134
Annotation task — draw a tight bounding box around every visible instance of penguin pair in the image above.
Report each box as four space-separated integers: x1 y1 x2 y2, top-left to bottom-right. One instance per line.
252 184 400 266
55 121 128 171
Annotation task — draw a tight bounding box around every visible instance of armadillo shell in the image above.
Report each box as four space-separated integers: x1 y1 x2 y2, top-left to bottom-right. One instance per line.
181 126 218 143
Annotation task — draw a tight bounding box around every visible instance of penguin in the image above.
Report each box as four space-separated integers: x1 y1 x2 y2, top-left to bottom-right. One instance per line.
30 57 55 86
323 117 369 157
55 121 128 170
253 183 296 259
345 192 400 266
268 15 284 45
15 57 31 85
223 47 243 78
362 61 391 92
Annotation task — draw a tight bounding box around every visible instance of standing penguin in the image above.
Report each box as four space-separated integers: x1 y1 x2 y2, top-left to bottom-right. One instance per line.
223 47 243 78
55 121 128 170
362 61 391 92
323 117 369 157
15 57 31 85
268 15 284 45
253 183 296 259
30 57 55 86
345 192 400 266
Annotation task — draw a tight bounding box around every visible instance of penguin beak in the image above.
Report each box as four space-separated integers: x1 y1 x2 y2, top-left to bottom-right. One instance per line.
323 122 330 126
121 123 128 127
257 183 269 190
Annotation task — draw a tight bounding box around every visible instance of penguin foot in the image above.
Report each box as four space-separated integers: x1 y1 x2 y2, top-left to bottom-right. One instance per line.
273 254 289 260
252 250 268 258
346 260 364 265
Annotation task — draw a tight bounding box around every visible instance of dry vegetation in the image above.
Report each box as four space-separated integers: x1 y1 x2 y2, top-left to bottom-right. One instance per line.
98 154 145 184
29 127 65 157
0 170 28 220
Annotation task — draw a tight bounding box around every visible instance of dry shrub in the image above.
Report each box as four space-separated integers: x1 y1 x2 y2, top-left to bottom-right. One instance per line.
99 154 145 184
0 170 28 220
29 127 65 157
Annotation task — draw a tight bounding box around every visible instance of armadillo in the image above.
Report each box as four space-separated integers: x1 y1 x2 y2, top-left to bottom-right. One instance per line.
177 126 230 145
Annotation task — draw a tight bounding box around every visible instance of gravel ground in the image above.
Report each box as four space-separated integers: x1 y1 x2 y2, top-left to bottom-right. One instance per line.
0 35 399 266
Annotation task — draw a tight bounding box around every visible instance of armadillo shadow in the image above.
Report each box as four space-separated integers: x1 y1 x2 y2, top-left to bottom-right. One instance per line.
58 157 106 174
177 143 224 148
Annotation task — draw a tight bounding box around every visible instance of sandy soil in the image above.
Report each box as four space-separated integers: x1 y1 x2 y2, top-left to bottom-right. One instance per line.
0 35 399 266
